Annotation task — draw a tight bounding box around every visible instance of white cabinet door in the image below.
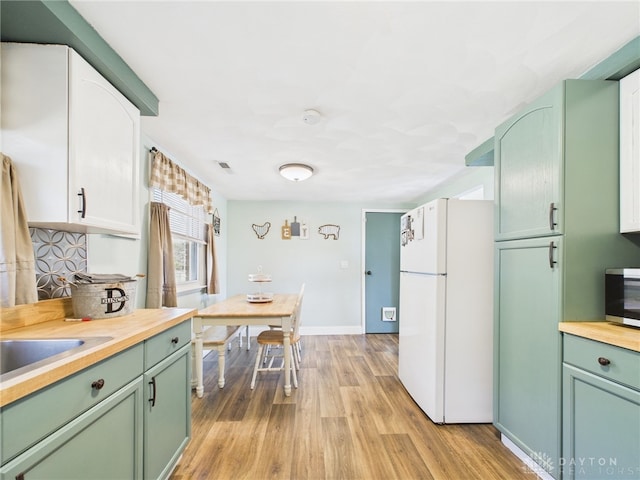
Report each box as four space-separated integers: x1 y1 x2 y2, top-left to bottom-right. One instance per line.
69 51 140 234
1 43 140 235
620 68 640 233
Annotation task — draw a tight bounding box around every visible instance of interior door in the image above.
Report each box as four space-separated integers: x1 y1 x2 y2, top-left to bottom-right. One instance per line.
364 211 402 333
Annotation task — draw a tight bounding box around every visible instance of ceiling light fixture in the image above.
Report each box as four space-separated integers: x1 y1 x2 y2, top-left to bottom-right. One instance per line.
279 163 314 182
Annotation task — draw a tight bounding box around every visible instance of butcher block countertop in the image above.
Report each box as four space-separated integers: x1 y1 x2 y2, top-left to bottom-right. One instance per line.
0 298 196 407
559 321 640 353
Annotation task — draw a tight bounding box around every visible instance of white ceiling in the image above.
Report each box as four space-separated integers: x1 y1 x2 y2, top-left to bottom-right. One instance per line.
69 1 640 203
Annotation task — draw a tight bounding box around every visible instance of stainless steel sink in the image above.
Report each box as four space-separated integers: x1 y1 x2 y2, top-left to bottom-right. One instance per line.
0 337 112 382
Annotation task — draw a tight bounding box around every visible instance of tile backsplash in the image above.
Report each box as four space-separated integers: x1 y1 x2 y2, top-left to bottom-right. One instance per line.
30 228 87 300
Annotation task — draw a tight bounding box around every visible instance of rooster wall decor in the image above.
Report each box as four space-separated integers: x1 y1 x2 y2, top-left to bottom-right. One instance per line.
252 222 271 239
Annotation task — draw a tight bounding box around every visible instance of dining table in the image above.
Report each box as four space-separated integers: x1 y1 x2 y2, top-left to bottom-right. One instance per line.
193 293 299 397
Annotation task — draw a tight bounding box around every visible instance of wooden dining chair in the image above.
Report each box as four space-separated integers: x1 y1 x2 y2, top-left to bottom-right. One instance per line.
250 284 305 389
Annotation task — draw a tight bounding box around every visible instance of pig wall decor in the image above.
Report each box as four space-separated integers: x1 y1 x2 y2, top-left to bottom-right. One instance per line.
318 224 340 240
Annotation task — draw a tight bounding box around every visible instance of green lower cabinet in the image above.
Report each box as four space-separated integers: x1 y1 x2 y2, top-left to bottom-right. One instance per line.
0 378 144 479
562 334 640 480
144 344 191 480
562 364 640 480
0 318 193 480
494 237 562 478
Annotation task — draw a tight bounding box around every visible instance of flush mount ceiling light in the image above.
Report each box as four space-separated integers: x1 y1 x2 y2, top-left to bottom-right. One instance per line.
279 163 314 182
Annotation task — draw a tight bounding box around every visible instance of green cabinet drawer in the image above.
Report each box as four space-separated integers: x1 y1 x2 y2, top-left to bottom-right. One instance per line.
144 320 191 369
563 334 639 390
1 343 144 464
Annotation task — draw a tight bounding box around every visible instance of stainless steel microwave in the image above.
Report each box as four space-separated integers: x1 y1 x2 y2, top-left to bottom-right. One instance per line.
605 268 640 327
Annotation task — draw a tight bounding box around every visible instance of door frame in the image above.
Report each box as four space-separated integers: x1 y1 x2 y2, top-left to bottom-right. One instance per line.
360 208 408 333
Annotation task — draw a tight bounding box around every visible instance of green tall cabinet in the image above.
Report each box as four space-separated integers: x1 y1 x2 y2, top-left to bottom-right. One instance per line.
494 79 640 479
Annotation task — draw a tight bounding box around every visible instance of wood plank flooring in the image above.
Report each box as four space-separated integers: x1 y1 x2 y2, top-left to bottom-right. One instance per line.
170 334 535 480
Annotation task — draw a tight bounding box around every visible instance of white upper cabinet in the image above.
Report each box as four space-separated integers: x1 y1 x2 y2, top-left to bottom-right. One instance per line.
1 43 140 235
620 68 640 233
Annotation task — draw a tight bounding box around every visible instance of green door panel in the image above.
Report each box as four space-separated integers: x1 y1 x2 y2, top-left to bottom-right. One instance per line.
144 344 191 480
494 237 562 478
562 364 640 480
495 85 563 241
1 378 143 480
365 212 401 334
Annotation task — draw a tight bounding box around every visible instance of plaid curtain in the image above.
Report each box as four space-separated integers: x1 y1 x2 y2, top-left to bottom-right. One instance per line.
150 149 213 213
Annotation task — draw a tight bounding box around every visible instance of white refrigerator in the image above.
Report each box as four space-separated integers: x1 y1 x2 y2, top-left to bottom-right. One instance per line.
398 198 494 424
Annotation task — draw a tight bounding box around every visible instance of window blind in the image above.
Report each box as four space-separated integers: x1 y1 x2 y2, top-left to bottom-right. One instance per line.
151 187 206 243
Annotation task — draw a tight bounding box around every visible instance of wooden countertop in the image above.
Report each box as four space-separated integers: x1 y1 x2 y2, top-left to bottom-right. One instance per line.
559 321 640 352
0 306 196 407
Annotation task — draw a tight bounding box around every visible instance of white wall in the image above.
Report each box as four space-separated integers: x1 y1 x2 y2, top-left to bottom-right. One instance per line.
87 136 152 308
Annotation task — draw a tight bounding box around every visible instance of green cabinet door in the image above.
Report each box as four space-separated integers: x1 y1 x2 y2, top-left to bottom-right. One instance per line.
0 378 143 480
495 84 563 241
495 237 563 478
144 344 191 480
562 364 640 480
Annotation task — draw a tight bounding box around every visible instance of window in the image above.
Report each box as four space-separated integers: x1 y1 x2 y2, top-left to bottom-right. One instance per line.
151 187 207 291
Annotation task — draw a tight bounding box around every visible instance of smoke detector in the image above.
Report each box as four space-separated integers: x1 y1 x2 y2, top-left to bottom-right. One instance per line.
302 109 322 125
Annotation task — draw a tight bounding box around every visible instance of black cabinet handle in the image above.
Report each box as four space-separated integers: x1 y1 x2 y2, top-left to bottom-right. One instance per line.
365 271 372 275
77 187 86 218
91 378 105 390
597 357 611 366
171 336 179 344
548 241 557 269
549 202 557 231
149 376 157 407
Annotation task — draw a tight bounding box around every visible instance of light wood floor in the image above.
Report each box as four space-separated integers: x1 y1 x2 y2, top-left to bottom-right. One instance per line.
170 334 534 480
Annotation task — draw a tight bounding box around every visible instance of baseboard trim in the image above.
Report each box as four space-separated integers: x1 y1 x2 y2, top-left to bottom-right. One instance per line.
501 434 555 480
